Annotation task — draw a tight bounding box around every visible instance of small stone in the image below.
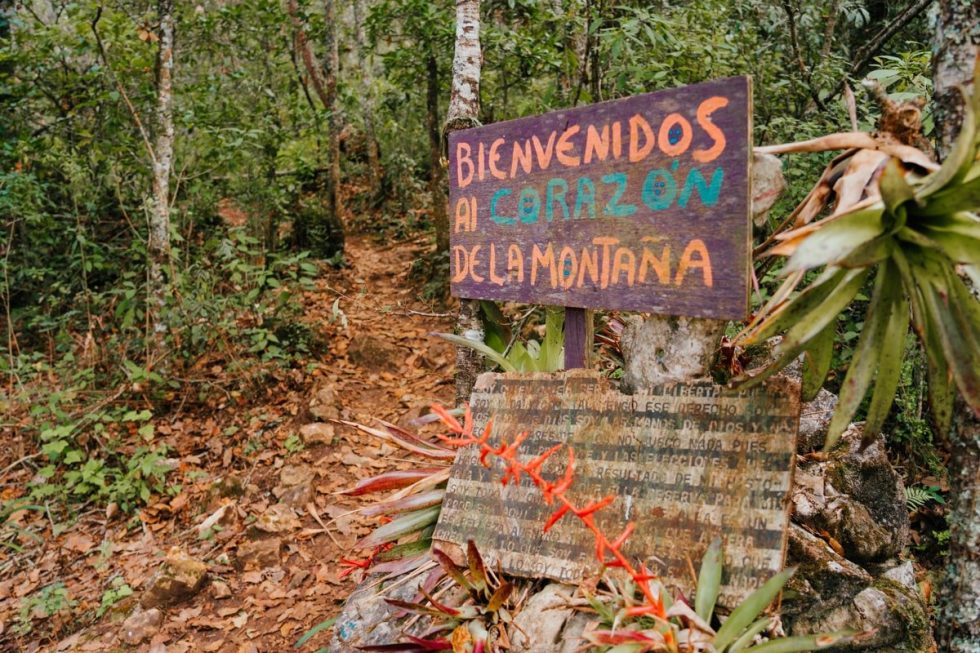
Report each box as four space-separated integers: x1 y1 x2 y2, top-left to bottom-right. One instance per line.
279 465 314 487
121 608 163 645
797 389 837 453
278 482 314 509
310 385 342 422
348 335 398 370
237 538 282 571
254 504 301 533
211 580 232 599
141 552 207 609
751 152 786 227
882 561 916 589
299 423 335 445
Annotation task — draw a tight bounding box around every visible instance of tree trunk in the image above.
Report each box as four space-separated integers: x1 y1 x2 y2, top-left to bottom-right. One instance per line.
284 0 344 258
323 0 343 249
446 0 483 405
932 4 979 648
352 0 381 188
428 53 449 254
147 0 175 366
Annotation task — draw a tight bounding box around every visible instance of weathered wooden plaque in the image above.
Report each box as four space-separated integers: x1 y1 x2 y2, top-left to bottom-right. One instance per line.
448 76 752 319
433 371 799 606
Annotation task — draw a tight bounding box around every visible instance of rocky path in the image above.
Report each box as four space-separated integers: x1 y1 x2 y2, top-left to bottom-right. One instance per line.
0 235 457 652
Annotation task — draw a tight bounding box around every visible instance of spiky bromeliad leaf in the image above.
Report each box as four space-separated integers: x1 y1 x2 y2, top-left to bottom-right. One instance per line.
695 537 723 622
801 321 836 402
356 505 441 550
713 567 795 651
741 632 856 653
740 63 980 443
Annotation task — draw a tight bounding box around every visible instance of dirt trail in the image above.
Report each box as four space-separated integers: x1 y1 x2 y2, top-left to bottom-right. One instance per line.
1 235 457 652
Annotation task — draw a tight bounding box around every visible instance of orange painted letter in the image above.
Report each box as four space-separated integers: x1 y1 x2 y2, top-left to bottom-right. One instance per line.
694 96 729 163
489 138 507 180
675 239 713 287
556 125 582 167
584 124 610 164
456 142 474 188
628 114 655 162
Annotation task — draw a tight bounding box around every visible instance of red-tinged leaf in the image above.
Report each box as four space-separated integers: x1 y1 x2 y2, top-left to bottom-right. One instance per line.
340 469 446 496
358 645 441 652
355 506 441 549
429 404 462 431
486 581 513 612
431 548 473 592
361 489 446 517
404 635 453 651
543 504 571 532
340 420 457 459
371 554 429 576
467 539 489 590
625 604 664 617
384 598 457 619
418 583 460 616
586 629 664 645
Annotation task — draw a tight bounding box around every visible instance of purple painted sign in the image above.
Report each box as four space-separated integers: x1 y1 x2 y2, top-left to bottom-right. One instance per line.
448 76 752 319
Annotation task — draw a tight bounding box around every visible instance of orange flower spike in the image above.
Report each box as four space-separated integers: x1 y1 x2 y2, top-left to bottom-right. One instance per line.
436 433 476 447
526 443 563 474
574 495 616 519
551 450 576 497
543 504 572 532
499 431 528 460
611 522 636 549
429 403 462 432
478 418 494 444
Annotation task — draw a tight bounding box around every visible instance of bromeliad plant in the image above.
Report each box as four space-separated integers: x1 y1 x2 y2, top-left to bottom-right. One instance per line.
419 405 852 653
737 63 980 449
436 305 566 373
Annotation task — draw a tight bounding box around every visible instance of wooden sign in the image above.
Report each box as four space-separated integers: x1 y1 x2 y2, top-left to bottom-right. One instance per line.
448 77 752 320
432 371 799 606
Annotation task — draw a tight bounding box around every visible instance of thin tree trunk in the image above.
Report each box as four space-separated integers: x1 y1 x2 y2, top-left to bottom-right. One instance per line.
284 0 344 257
148 0 175 365
323 0 342 237
446 0 483 405
352 0 381 188
427 53 449 254
932 2 979 648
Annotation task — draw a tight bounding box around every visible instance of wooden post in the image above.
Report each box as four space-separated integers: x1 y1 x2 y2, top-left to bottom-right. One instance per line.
564 307 592 369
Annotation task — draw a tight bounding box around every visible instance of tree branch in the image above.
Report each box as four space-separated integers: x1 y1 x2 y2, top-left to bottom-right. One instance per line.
284 0 331 111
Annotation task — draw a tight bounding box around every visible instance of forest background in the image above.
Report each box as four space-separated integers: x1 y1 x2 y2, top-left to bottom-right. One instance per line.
0 0 971 650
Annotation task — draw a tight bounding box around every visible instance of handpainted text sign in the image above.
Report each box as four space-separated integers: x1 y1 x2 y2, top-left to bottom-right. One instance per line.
433 371 799 606
448 77 752 319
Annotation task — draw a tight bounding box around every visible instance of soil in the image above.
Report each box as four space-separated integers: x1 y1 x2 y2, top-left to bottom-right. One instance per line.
0 235 457 653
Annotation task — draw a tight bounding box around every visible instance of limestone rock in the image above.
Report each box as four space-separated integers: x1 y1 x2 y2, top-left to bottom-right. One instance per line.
620 316 725 390
790 579 932 651
300 422 336 445
785 524 873 612
329 575 430 651
510 584 578 652
310 384 342 422
236 537 282 571
254 504 301 533
141 551 207 609
348 335 398 370
121 607 163 645
826 424 909 558
798 388 837 453
752 152 786 227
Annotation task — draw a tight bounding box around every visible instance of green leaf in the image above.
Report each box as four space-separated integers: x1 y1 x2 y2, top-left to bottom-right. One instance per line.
695 536 723 622
540 307 565 373
741 632 855 653
728 617 771 652
783 208 886 273
915 83 976 199
878 158 916 218
824 269 897 449
355 505 441 549
862 270 910 440
742 268 851 345
775 268 869 355
801 321 836 401
713 567 795 651
916 173 980 217
294 617 336 648
433 333 518 372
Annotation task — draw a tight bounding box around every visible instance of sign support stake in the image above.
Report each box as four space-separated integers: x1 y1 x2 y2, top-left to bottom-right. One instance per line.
564 307 592 369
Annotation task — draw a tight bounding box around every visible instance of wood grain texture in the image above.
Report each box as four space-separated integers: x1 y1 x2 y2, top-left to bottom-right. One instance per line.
448 76 752 319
